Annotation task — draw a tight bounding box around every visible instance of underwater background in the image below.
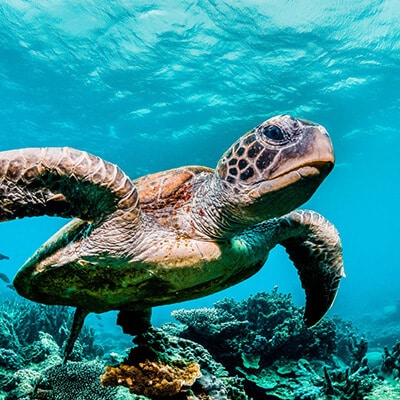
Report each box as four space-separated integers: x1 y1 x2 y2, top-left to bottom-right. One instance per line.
0 1 399 399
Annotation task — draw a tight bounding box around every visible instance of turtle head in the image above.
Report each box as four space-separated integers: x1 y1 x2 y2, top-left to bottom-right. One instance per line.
216 115 334 222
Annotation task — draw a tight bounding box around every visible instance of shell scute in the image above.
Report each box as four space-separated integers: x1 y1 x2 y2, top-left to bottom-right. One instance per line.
135 166 212 209
160 170 193 199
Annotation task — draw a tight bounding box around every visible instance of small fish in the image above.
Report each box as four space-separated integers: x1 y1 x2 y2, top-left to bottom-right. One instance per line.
6 284 15 291
0 273 10 284
0 253 9 260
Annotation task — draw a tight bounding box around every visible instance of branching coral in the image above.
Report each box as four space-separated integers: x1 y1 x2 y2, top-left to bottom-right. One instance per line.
1 290 394 400
321 361 379 400
101 360 201 397
170 290 387 399
0 299 104 399
331 315 368 367
172 290 337 370
381 341 400 378
0 298 102 368
171 307 245 338
0 299 70 350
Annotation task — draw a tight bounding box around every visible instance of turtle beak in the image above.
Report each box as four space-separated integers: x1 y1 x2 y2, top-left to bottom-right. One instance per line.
268 121 335 181
301 122 335 177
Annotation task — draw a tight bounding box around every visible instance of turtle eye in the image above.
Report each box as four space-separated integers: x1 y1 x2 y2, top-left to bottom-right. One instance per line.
261 125 284 141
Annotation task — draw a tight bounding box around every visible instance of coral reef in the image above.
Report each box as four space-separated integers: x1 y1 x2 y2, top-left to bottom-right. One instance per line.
172 289 338 370
331 315 368 366
234 349 380 400
32 361 135 400
0 299 103 399
352 300 400 349
101 327 248 400
0 298 246 400
0 299 102 365
101 360 201 397
381 341 400 379
171 290 388 399
131 325 227 377
2 290 400 399
320 362 378 400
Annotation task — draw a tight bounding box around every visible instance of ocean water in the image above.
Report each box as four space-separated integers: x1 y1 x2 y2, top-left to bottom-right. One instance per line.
0 0 399 339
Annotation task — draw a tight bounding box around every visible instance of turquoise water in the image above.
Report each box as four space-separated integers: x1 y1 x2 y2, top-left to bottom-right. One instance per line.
0 1 399 329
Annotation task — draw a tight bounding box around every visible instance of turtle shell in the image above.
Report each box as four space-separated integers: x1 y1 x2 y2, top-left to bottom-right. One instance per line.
133 166 212 215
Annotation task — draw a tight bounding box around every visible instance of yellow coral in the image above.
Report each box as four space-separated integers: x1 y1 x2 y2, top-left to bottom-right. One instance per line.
101 360 201 397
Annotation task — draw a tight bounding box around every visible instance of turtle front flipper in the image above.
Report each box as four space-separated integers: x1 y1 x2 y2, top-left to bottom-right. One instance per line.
0 148 142 361
0 147 139 223
278 210 345 327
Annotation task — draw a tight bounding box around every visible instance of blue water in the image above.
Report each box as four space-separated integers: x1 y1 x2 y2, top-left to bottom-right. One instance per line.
0 1 399 332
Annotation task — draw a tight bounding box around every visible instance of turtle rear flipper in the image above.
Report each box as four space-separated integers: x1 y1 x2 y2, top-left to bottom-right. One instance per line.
0 147 139 223
279 210 345 327
117 308 152 336
63 307 90 363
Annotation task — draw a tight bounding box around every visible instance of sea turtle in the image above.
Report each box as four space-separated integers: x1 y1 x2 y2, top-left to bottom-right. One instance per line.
0 115 344 360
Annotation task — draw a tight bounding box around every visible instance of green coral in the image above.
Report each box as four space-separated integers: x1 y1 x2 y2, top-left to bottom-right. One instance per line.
132 326 228 377
0 299 104 399
171 289 387 399
0 299 102 365
172 290 337 370
381 341 400 379
2 291 400 399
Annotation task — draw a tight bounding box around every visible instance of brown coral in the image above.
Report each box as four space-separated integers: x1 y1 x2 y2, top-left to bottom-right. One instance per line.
101 360 201 397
